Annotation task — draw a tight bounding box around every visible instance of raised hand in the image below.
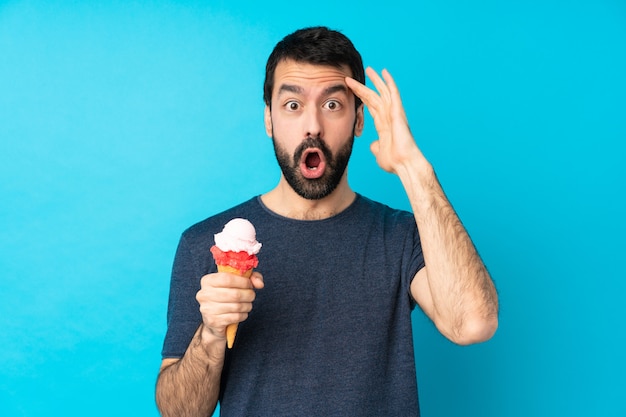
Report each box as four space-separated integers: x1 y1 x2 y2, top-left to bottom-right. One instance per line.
346 67 428 175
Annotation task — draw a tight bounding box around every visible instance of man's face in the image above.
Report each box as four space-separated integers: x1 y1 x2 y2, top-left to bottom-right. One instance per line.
265 59 364 200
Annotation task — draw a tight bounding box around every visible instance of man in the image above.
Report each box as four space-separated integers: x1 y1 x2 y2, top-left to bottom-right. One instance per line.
156 26 498 416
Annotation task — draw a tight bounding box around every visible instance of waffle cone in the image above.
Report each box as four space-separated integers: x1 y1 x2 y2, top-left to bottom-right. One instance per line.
217 264 254 278
217 264 254 348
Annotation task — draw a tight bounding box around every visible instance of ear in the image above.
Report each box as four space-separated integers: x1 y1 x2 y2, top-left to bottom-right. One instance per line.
354 104 365 137
264 105 273 137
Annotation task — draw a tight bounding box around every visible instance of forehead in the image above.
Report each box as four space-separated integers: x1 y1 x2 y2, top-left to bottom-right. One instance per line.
272 59 353 95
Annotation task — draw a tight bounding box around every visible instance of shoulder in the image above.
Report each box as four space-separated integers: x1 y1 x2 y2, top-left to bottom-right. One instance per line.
355 194 415 226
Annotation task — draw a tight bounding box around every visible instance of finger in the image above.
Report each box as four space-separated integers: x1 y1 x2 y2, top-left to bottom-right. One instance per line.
203 272 254 290
250 271 265 289
380 69 407 118
198 299 254 317
201 297 254 314
345 76 380 108
365 67 392 102
381 69 400 99
200 308 251 330
199 285 257 304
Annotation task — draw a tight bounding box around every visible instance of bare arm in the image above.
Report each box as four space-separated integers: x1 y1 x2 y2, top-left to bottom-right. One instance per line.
156 271 264 416
346 69 498 345
156 326 224 417
404 165 498 345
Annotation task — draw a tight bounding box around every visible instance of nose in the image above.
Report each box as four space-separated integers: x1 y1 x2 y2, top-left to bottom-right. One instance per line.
303 106 323 138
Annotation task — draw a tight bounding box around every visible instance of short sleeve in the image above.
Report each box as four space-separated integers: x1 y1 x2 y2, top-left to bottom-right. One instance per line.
404 218 425 308
161 234 203 358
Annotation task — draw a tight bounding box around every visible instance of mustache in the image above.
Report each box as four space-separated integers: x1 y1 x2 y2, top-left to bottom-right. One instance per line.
293 136 333 165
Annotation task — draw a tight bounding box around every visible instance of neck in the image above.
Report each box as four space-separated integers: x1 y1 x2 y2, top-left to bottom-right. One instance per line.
261 176 356 220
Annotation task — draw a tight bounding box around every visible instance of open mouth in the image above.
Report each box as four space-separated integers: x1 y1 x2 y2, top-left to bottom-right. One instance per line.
300 148 326 179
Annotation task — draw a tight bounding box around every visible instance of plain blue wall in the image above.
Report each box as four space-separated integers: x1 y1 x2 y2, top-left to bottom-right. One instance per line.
1 1 624 416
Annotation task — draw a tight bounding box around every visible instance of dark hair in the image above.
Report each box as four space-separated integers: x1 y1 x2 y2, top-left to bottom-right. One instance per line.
263 26 365 109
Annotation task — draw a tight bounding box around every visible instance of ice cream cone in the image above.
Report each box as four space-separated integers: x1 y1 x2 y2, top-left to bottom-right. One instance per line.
210 218 262 349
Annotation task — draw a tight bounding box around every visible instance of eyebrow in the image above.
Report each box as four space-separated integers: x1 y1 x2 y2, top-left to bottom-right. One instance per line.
277 83 349 97
323 84 349 96
277 84 304 96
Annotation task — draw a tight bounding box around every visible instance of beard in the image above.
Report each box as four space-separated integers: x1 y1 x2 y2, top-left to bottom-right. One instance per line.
272 132 355 200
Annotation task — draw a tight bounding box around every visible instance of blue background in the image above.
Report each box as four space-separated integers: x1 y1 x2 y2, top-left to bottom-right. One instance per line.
1 1 625 416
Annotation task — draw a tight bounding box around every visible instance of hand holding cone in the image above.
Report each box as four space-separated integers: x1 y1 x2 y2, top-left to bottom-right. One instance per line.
210 218 262 348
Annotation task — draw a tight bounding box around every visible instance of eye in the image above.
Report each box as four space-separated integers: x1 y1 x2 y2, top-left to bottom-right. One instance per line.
285 100 300 111
324 100 342 111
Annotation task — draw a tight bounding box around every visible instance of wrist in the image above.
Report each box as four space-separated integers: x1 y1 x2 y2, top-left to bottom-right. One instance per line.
396 156 453 223
196 325 227 367
396 156 437 197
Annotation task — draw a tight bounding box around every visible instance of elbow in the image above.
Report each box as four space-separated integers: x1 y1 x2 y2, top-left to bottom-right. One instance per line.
450 313 498 346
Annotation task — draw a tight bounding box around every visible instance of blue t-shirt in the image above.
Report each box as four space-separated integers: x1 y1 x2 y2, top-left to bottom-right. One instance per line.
162 195 425 416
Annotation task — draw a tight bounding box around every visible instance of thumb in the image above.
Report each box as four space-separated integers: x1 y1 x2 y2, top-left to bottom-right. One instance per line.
370 140 380 156
250 271 264 289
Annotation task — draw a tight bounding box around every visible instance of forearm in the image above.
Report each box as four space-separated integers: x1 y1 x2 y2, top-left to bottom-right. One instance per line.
156 325 225 417
399 157 498 344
